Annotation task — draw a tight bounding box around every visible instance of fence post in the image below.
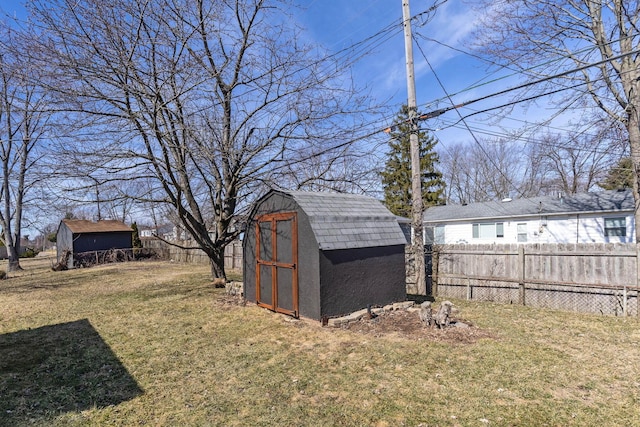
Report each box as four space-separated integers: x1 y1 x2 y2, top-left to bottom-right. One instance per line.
466 276 472 300
518 246 525 305
231 244 236 269
235 243 241 269
637 244 640 317
432 249 439 297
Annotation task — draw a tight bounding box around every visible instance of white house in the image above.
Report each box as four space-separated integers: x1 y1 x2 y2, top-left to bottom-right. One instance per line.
139 224 179 241
422 190 635 244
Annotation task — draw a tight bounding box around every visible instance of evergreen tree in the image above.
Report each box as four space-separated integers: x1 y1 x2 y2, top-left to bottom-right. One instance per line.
599 157 634 191
380 105 446 217
131 222 143 249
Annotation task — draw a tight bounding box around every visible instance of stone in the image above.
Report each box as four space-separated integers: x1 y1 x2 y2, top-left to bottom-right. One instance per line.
327 318 343 327
225 281 243 296
419 301 433 327
434 300 454 328
393 301 414 310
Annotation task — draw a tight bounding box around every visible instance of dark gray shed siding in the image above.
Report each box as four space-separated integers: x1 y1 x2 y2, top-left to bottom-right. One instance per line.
56 220 133 268
243 191 322 319
71 233 132 254
318 245 406 318
244 190 406 321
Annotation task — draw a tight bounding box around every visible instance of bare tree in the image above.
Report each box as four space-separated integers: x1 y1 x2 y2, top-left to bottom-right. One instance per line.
475 0 640 241
537 125 624 195
284 152 381 194
0 25 50 271
438 120 623 204
517 140 557 198
439 139 537 204
27 0 377 279
476 139 524 200
55 165 143 224
439 142 484 204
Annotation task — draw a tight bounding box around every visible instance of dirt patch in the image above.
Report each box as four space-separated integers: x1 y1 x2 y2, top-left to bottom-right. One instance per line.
215 293 247 306
337 309 496 344
216 293 495 344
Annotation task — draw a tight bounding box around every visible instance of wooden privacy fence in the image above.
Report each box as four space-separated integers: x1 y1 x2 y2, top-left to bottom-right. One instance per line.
141 239 243 270
431 243 640 317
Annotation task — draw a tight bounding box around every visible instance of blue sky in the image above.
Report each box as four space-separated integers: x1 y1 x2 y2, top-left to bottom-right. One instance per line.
0 0 602 232
295 1 493 134
0 0 516 139
2 0 582 165
293 0 566 149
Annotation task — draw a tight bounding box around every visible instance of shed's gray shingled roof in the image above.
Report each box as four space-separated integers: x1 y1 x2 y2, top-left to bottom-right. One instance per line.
423 190 633 223
284 191 406 250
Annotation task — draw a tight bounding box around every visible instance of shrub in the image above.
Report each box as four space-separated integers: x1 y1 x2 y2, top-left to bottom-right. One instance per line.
20 248 39 258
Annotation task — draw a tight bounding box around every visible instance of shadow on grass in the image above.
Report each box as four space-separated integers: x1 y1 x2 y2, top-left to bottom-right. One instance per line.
407 294 436 304
0 319 143 426
0 269 101 294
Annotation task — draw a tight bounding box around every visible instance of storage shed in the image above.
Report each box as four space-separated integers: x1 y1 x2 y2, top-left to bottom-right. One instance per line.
57 219 133 268
243 190 407 320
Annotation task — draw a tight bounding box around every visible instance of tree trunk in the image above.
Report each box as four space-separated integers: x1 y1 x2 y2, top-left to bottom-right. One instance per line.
208 245 227 281
3 230 22 272
7 254 22 272
628 111 640 244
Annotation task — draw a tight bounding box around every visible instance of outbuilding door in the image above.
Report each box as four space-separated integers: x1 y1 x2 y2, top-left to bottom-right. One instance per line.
255 212 299 317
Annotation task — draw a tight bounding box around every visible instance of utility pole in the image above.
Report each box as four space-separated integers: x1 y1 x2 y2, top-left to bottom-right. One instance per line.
401 0 426 295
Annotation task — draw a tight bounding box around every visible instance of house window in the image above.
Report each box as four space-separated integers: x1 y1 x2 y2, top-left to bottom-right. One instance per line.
480 223 493 238
434 225 445 244
472 222 504 239
517 223 527 242
604 217 626 237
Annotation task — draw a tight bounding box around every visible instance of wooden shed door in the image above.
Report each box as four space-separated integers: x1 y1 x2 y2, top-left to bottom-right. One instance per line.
256 212 299 317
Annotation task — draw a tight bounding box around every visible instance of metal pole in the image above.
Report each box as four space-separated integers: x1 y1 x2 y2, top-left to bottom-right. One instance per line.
402 0 426 295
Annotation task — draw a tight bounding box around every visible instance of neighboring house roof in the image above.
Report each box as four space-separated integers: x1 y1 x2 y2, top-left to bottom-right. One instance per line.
61 219 133 233
283 190 407 250
423 190 634 223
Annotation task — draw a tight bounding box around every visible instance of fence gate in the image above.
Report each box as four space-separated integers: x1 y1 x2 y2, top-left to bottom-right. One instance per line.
255 212 299 317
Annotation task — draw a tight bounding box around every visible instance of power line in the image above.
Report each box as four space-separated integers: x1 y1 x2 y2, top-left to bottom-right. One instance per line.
432 63 639 136
413 48 640 122
433 117 625 156
412 34 623 111
411 36 627 210
415 37 527 206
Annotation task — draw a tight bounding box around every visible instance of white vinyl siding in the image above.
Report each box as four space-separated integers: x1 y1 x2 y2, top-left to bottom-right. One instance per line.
426 213 634 244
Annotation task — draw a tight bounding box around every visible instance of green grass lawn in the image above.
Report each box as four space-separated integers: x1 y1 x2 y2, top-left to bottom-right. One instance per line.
1 256 639 426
